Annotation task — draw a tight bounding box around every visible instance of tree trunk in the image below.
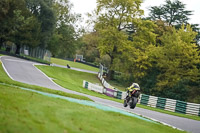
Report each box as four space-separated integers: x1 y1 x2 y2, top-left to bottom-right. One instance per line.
107 69 115 80
107 55 115 80
15 44 21 55
0 38 4 50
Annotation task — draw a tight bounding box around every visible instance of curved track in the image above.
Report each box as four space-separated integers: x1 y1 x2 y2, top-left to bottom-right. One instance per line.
1 56 200 133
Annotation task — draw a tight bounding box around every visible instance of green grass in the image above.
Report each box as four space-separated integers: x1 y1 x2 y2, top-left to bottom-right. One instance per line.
108 79 127 91
37 65 200 121
51 57 99 72
36 65 123 103
0 84 185 133
0 62 92 101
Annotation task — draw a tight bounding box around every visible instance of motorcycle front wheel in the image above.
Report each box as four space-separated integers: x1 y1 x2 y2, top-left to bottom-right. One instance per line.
123 99 128 107
129 97 137 109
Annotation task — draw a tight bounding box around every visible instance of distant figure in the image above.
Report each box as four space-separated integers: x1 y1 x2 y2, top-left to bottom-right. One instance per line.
67 64 70 68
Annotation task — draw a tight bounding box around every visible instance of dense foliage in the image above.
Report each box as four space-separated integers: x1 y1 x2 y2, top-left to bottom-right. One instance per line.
80 0 200 103
0 0 81 58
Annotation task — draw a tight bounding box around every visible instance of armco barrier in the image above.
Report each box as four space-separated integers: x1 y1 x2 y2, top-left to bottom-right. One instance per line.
83 80 88 89
186 102 200 116
96 72 200 116
175 100 187 114
139 93 200 116
156 97 166 109
140 94 149 105
165 99 176 112
83 80 104 94
199 107 200 116
121 92 127 100
116 91 122 99
148 96 158 108
104 88 116 97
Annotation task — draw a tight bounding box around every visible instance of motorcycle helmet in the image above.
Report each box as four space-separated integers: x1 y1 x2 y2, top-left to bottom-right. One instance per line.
132 83 140 89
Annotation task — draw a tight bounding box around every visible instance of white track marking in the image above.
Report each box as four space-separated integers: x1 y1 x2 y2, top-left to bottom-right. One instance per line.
33 64 65 89
4 58 36 64
0 56 14 80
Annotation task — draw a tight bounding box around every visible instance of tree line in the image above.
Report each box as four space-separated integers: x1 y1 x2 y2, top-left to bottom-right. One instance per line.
78 0 200 103
0 0 81 58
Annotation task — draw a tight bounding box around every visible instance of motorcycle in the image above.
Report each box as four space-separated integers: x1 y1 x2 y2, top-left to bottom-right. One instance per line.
123 88 140 109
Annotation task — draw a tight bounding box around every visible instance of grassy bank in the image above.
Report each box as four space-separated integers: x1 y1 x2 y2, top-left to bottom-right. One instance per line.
0 62 92 101
37 65 200 121
51 57 99 72
0 83 185 133
36 65 123 103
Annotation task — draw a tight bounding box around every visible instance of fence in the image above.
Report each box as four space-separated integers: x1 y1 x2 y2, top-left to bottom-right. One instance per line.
83 64 200 116
1 43 51 62
83 80 104 94
83 79 200 116
20 45 51 62
139 94 200 116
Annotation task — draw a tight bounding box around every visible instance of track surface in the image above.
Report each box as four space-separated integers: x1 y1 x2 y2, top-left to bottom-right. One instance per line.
1 56 200 133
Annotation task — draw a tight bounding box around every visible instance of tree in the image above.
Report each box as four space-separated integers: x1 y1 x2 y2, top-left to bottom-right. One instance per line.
0 0 10 48
152 25 200 100
148 0 192 28
11 10 41 54
0 0 41 53
25 0 56 48
48 0 82 58
114 19 157 85
148 0 200 43
92 0 144 79
77 32 100 63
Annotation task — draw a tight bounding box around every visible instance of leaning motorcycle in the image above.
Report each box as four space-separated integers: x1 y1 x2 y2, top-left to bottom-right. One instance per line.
123 88 140 109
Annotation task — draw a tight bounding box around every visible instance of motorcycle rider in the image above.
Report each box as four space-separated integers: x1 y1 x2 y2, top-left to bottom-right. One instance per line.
124 83 140 107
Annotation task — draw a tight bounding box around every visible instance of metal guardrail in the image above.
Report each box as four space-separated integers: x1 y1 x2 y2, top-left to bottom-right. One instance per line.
83 72 200 116
84 80 200 116
139 94 200 116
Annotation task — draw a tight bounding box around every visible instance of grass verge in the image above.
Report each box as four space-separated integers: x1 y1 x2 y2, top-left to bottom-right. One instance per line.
51 57 99 72
0 84 185 133
37 65 200 121
36 65 123 103
0 62 92 101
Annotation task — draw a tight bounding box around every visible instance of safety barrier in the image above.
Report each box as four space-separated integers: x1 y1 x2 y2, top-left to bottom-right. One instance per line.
139 94 200 116
83 80 104 94
156 97 166 109
104 88 116 97
83 80 121 99
91 72 200 116
140 94 149 106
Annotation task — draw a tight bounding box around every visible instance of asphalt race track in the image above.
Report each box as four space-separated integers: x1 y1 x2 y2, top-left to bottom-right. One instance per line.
1 56 200 133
